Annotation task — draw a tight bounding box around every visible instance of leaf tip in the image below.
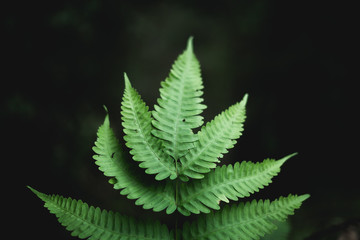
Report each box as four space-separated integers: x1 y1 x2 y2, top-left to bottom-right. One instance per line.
280 152 298 163
301 193 311 200
103 110 110 126
27 185 36 193
298 194 311 204
186 36 194 51
27 186 47 201
103 105 108 113
124 72 131 88
242 93 249 105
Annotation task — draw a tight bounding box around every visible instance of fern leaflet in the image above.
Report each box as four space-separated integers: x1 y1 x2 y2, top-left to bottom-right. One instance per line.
152 37 206 160
121 74 177 180
28 187 174 240
93 112 176 214
182 194 310 240
177 154 296 216
180 94 247 180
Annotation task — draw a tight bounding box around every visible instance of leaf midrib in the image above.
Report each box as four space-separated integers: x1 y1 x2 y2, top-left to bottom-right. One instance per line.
171 49 193 161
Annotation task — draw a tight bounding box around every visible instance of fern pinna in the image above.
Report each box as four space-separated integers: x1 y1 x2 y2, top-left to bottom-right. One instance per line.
29 37 309 240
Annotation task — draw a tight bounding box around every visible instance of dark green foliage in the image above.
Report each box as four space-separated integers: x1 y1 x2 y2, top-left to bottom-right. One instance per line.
29 38 309 239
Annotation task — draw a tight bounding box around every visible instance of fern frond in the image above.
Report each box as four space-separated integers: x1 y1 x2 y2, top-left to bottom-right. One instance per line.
179 94 248 180
182 194 310 240
178 154 296 215
177 154 296 216
28 187 174 240
93 113 176 214
152 37 206 160
121 74 177 180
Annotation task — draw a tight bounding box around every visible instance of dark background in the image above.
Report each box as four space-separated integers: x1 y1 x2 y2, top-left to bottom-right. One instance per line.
3 1 358 239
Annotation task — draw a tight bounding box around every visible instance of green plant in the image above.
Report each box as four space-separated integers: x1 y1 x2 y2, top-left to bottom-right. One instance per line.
29 37 309 240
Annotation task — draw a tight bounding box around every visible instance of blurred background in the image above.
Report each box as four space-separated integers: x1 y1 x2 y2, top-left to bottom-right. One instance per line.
3 1 358 239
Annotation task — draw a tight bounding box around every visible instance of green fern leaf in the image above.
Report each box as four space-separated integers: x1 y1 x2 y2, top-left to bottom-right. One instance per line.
180 94 248 180
93 113 176 214
152 37 206 160
29 38 310 240
177 154 296 216
28 187 174 240
182 194 310 240
121 74 177 180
